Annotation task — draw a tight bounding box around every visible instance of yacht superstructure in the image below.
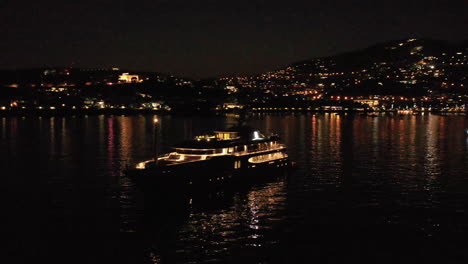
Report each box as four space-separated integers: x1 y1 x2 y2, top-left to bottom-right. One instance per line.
126 126 291 186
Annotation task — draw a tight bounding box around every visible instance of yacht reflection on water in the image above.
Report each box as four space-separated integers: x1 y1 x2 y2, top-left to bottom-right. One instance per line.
126 125 293 191
141 171 289 263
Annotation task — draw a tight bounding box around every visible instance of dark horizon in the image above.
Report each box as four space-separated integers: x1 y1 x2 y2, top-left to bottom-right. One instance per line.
2 0 468 78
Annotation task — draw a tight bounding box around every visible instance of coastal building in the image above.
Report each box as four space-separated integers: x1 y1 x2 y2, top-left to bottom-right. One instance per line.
118 73 141 83
223 103 245 110
354 99 379 107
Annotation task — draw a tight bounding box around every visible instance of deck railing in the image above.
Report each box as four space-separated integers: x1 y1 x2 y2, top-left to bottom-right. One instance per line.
233 144 286 156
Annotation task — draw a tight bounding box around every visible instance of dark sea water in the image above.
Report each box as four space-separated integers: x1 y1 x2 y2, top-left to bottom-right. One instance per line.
1 113 467 263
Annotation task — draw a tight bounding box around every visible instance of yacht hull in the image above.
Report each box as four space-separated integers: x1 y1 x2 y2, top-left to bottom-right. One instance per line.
125 154 291 191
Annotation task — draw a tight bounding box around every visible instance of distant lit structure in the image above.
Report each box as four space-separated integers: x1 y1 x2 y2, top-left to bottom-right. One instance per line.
354 99 379 107
225 86 238 94
119 73 141 83
223 103 245 110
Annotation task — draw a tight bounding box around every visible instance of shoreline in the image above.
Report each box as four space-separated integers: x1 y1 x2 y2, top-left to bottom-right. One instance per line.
0 108 466 117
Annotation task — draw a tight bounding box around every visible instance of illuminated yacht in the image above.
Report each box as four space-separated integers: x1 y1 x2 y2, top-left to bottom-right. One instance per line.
127 126 290 186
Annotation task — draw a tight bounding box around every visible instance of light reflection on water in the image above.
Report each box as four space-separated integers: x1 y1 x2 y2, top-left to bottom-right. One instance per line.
0 113 467 262
174 181 287 262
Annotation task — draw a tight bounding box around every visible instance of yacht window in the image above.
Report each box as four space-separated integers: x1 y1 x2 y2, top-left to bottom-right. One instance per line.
168 154 181 160
215 148 224 154
183 149 217 155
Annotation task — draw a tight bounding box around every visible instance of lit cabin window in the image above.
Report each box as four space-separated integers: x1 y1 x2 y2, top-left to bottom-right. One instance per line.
195 135 215 141
176 149 216 155
248 152 287 163
234 160 241 169
214 131 239 140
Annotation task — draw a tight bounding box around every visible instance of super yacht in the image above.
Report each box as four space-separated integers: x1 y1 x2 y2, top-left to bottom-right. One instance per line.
125 126 291 187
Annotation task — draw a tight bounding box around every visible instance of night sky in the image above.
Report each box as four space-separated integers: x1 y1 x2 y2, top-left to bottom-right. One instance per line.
1 0 467 78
